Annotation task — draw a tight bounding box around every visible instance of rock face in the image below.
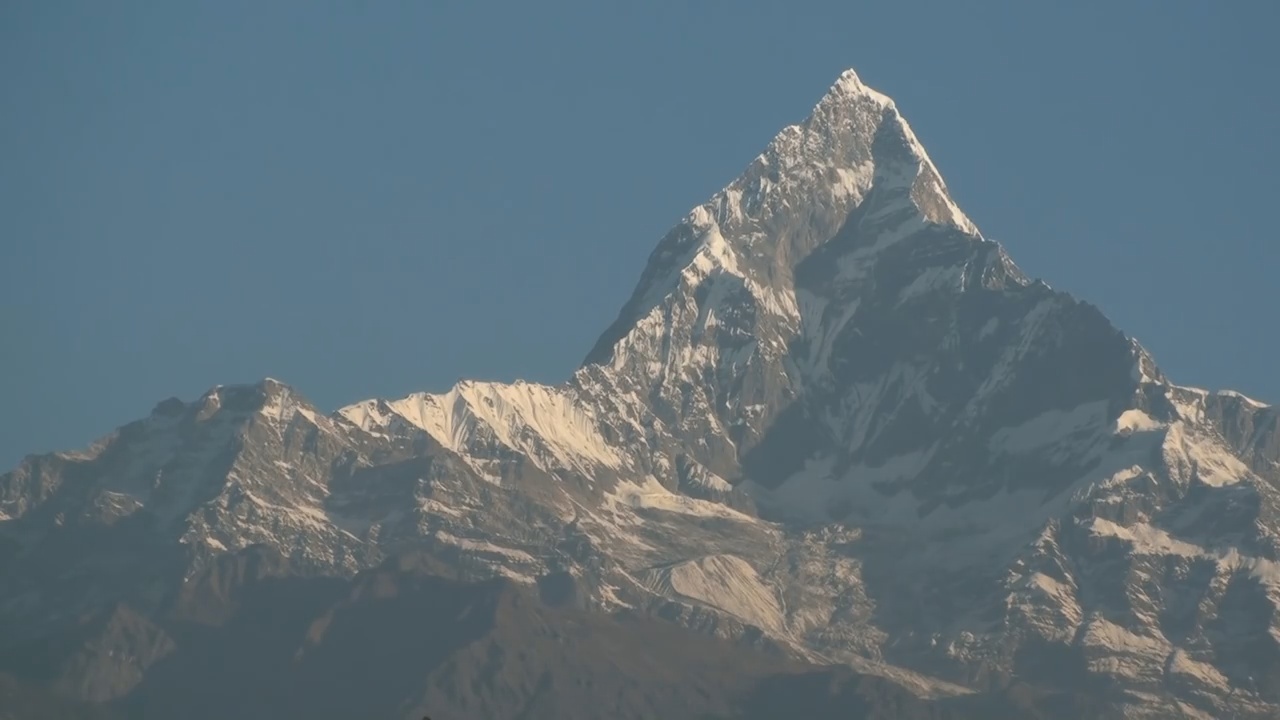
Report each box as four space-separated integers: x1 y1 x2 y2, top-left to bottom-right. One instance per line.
3 69 1278 720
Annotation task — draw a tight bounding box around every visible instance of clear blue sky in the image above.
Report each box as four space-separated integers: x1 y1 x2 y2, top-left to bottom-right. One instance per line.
3 1 1277 469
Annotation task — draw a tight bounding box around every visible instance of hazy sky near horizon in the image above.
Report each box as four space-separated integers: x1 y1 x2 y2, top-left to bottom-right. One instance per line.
3 1 1278 469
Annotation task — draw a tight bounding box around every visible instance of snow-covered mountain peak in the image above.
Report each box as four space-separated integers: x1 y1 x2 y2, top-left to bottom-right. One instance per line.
198 376 289 402
808 70 975 236
187 377 306 422
831 67 870 92
792 68 974 231
584 70 982 369
337 379 624 477
810 67 895 113
6 69 1280 719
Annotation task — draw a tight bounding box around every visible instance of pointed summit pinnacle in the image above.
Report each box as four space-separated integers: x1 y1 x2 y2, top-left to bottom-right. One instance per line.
582 69 981 367
834 67 865 91
814 67 894 110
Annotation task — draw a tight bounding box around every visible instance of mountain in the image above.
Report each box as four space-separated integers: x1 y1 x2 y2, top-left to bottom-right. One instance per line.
3 69 1278 719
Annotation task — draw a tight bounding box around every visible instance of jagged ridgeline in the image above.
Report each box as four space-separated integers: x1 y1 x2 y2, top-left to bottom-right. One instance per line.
2 70 1278 720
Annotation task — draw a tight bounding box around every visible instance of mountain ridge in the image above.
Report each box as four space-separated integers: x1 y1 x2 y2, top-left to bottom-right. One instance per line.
3 69 1279 719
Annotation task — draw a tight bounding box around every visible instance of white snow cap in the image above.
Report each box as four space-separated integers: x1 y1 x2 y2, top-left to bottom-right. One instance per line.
833 68 867 91
819 67 895 108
